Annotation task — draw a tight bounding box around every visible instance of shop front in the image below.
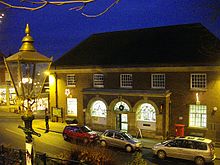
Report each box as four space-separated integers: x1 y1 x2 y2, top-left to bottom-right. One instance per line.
83 90 171 139
0 85 18 112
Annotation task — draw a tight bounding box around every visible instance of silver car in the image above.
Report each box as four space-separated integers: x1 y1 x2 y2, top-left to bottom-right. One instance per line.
152 136 216 165
99 130 142 152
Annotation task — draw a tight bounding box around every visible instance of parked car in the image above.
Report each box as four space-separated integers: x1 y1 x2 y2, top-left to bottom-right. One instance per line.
152 136 216 165
99 130 142 152
62 125 99 144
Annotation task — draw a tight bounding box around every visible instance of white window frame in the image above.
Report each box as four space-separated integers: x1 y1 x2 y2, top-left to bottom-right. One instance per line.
93 74 104 88
120 74 133 88
66 74 76 87
190 73 207 90
189 104 207 128
151 74 165 89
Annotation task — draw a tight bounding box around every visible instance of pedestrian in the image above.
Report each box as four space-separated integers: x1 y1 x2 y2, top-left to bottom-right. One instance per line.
45 108 49 133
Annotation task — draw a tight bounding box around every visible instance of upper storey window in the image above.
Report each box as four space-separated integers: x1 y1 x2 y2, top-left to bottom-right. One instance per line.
190 73 207 90
120 74 133 89
151 74 165 89
93 74 104 88
66 74 76 87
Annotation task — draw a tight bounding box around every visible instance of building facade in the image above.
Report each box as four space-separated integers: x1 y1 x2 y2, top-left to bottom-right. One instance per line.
49 23 220 141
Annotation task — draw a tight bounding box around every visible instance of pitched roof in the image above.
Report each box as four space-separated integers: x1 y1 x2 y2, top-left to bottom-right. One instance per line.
54 23 220 67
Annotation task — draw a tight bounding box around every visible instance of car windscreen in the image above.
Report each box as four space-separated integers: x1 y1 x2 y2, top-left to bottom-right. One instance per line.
81 126 92 132
122 132 133 140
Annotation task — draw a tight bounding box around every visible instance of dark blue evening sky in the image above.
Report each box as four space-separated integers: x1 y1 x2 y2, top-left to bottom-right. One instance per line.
0 0 220 60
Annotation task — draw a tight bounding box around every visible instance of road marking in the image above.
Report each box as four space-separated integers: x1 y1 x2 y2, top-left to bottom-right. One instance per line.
5 128 23 136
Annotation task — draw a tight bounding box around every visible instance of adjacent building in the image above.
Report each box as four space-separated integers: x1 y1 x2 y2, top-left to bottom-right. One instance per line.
50 23 220 140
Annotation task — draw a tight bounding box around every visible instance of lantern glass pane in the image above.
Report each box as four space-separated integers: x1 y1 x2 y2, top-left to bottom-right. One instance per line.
6 62 22 96
32 62 50 98
7 61 50 99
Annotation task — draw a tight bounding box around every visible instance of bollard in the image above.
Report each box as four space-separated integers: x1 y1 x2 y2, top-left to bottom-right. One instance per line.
42 153 47 165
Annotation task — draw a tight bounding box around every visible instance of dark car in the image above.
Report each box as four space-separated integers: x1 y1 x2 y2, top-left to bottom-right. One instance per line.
99 130 142 152
62 125 98 144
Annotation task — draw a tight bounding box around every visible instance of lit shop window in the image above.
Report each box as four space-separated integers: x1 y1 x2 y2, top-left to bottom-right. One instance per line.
66 74 76 87
24 97 48 111
67 98 77 116
9 88 17 105
91 100 107 117
93 74 104 88
189 104 207 128
0 88 6 105
114 101 130 112
190 73 207 90
151 74 165 89
120 74 133 88
136 103 156 122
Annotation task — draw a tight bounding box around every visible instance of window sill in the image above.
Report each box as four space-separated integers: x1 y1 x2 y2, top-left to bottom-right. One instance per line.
188 127 208 131
190 88 207 92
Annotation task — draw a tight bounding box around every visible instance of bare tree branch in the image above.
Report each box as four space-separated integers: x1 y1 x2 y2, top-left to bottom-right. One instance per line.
82 0 120 18
0 0 120 17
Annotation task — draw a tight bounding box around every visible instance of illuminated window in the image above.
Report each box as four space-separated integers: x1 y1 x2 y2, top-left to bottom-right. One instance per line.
190 73 206 90
9 88 16 105
114 101 130 112
66 74 76 87
189 104 207 128
120 74 132 88
93 74 104 88
136 103 156 122
91 100 107 117
0 88 6 105
151 74 165 89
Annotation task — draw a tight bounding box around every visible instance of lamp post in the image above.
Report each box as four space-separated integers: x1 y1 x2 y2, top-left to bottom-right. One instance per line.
4 24 52 165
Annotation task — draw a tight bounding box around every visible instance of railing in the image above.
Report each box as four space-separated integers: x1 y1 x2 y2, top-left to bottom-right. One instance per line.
0 145 83 165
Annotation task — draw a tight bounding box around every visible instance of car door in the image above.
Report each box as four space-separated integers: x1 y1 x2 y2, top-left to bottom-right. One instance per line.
165 139 184 159
179 140 195 161
112 132 126 149
103 131 115 146
69 126 81 140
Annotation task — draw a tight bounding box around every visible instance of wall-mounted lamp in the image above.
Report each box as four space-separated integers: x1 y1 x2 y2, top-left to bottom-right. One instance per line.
212 107 218 115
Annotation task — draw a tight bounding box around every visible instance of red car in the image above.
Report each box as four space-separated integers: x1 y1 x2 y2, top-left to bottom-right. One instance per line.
62 125 98 144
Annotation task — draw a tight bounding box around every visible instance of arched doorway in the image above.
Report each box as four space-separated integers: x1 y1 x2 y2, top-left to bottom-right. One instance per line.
114 101 130 132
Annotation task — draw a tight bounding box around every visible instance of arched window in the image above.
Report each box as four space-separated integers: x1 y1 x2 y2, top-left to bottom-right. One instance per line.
114 101 130 112
136 103 156 122
91 100 107 117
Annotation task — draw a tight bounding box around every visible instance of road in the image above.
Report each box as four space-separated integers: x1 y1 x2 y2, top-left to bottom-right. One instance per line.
0 117 72 157
0 117 219 165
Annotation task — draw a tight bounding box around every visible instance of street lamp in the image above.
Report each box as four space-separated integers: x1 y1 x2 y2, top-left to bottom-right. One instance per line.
4 24 53 165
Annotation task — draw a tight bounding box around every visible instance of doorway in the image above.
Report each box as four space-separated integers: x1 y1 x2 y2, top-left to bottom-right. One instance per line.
116 113 128 132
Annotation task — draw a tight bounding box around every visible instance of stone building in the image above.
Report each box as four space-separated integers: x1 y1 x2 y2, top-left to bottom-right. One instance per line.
49 23 220 140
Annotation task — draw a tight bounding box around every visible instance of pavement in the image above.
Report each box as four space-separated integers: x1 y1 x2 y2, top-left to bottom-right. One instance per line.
0 110 220 160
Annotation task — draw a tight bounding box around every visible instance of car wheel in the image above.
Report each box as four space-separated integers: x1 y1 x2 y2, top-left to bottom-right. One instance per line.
125 145 133 152
100 140 107 147
157 150 166 159
63 134 68 141
195 156 205 165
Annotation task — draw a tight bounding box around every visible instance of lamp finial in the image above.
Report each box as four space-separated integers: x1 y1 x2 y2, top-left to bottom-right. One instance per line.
25 24 30 35
19 24 36 51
